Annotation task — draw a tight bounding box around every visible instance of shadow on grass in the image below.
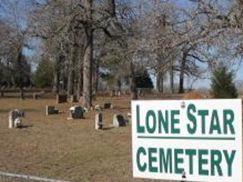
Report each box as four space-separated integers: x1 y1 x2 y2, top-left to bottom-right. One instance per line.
0 109 11 114
0 108 38 114
113 107 130 110
23 108 39 112
102 126 115 130
19 124 33 129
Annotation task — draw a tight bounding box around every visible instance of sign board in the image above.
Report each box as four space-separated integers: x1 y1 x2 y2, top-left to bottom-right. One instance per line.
132 99 242 182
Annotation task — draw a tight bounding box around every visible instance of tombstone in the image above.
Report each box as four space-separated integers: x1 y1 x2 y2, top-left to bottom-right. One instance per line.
33 91 45 100
104 103 113 109
95 113 103 130
33 93 39 100
56 94 67 104
83 107 89 113
127 112 131 124
69 95 78 103
46 105 59 115
94 105 101 111
19 90 25 100
110 90 115 97
117 90 121 97
68 106 84 120
8 109 24 129
113 114 126 127
138 89 143 97
127 112 131 118
0 90 4 97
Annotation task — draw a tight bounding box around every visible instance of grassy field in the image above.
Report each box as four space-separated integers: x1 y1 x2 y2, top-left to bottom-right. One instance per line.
1 95 241 182
0 96 172 182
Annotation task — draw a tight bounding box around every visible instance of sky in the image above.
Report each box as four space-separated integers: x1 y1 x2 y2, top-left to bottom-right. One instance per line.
1 0 243 90
171 0 243 89
149 0 243 89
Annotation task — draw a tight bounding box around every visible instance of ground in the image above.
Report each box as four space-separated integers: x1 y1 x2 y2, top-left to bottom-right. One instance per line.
1 94 241 182
0 95 177 182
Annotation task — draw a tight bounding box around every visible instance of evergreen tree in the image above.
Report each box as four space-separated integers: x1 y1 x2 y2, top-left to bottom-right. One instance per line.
34 59 54 88
12 52 31 88
211 66 238 98
135 70 154 89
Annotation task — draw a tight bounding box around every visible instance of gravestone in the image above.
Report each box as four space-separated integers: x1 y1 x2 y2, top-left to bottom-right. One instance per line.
46 105 59 115
104 103 113 109
69 95 78 103
56 94 67 103
8 109 24 128
33 93 39 100
68 106 84 120
117 90 121 97
94 105 101 111
113 114 126 127
95 113 103 130
0 90 4 97
127 112 131 124
110 90 115 97
33 91 45 100
83 107 89 113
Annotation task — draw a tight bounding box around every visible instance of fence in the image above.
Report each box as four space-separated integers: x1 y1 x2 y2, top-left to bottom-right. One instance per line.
0 171 69 182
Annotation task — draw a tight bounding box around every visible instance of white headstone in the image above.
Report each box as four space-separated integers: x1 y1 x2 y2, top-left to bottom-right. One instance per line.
8 109 23 129
95 113 103 130
113 114 126 127
14 118 22 128
94 105 101 111
8 111 14 129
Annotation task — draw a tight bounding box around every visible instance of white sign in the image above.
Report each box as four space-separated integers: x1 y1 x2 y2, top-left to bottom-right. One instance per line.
132 99 242 182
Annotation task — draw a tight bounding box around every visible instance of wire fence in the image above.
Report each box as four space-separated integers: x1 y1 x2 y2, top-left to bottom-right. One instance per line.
0 171 70 182
0 176 35 182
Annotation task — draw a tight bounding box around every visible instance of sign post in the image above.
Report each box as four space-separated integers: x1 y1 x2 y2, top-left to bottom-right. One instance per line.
132 99 242 182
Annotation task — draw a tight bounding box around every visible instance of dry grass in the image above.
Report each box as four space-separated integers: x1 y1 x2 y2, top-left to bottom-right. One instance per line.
0 96 168 182
1 94 241 182
183 91 209 99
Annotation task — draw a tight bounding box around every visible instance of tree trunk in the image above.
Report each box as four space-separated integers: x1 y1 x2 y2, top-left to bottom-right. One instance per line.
67 46 76 97
107 0 116 17
67 62 73 97
77 63 83 101
117 79 121 92
53 72 60 94
16 50 25 100
53 56 60 94
82 0 93 109
179 53 187 94
20 87 24 100
156 71 164 93
93 58 100 94
170 60 174 94
130 61 138 100
82 36 93 108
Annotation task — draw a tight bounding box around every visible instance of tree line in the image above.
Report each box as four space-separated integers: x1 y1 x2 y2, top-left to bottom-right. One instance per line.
0 0 242 107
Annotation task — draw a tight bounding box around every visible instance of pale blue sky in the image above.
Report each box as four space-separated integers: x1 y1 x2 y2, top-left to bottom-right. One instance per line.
2 0 243 89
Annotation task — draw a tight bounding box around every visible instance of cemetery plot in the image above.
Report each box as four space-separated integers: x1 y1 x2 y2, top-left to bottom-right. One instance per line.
0 97 135 182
